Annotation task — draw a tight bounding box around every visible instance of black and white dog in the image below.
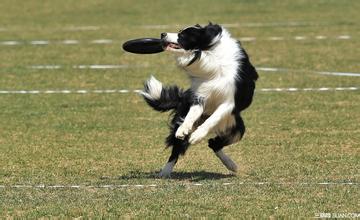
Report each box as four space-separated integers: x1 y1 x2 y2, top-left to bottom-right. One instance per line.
141 23 258 177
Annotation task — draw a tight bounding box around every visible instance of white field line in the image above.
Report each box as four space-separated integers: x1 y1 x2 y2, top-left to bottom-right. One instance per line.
29 65 62 69
62 26 100 31
0 26 101 32
257 67 360 77
239 37 256 42
29 40 49 45
337 35 351 39
0 39 116 46
60 40 80 45
258 87 358 92
29 64 138 69
294 36 307 40
0 182 358 189
318 71 360 77
90 39 113 44
75 64 130 69
0 41 22 45
25 64 360 77
268 37 284 41
142 21 331 29
0 35 353 46
315 35 327 40
0 87 358 95
0 22 337 32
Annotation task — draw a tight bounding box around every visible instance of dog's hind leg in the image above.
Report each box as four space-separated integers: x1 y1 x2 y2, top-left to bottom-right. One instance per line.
160 113 191 178
159 138 190 178
159 93 196 178
209 137 239 173
208 115 245 173
159 159 176 178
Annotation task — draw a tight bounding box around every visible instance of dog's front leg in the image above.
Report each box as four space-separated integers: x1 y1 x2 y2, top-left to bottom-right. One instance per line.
176 104 204 139
189 103 234 144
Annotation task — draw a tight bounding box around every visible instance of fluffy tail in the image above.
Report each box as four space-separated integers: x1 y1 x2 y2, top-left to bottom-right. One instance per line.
141 76 183 112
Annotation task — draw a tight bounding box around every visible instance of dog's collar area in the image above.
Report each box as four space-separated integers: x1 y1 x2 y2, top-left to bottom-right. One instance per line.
186 35 222 67
187 50 202 66
186 38 221 66
207 33 222 49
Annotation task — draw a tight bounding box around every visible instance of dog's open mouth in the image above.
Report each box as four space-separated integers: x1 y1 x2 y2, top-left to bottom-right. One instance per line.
163 41 182 50
168 42 182 49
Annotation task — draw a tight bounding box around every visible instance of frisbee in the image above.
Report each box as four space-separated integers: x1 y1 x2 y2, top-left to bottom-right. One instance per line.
122 38 164 54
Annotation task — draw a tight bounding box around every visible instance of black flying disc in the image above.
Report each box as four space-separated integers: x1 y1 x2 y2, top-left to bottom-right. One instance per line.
122 38 164 54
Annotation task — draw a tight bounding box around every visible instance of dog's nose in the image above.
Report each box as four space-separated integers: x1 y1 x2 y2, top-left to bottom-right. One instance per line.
161 33 167 39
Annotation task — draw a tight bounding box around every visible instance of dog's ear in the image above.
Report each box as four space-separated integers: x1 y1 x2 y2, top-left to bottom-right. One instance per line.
205 23 222 37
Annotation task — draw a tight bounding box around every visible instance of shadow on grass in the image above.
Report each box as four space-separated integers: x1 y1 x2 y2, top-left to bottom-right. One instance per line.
110 170 235 182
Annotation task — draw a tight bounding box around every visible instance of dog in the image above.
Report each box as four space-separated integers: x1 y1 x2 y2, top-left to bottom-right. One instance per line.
141 23 258 177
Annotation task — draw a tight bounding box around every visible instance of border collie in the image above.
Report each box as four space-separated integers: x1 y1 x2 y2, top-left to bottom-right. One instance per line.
141 23 258 177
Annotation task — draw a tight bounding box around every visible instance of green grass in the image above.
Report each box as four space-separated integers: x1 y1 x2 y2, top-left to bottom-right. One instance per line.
0 0 359 218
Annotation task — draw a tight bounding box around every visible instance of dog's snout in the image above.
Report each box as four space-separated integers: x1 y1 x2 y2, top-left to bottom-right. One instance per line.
161 33 167 39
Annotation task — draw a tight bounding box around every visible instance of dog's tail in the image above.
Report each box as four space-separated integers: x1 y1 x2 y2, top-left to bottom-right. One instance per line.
141 76 183 112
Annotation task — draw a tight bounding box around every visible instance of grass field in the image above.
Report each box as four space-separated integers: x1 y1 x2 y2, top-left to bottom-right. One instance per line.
0 0 359 218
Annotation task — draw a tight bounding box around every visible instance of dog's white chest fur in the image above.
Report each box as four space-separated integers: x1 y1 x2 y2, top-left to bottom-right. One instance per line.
191 77 234 114
172 30 243 135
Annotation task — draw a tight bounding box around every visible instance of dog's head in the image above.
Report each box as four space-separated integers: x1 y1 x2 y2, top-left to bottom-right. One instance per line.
161 23 223 54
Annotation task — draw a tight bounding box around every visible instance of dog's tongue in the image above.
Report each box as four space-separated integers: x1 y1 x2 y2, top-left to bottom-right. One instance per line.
169 43 181 49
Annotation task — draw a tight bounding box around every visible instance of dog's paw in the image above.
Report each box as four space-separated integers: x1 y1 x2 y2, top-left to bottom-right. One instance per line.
215 150 238 173
175 124 192 140
158 161 174 178
158 170 171 178
189 127 208 144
